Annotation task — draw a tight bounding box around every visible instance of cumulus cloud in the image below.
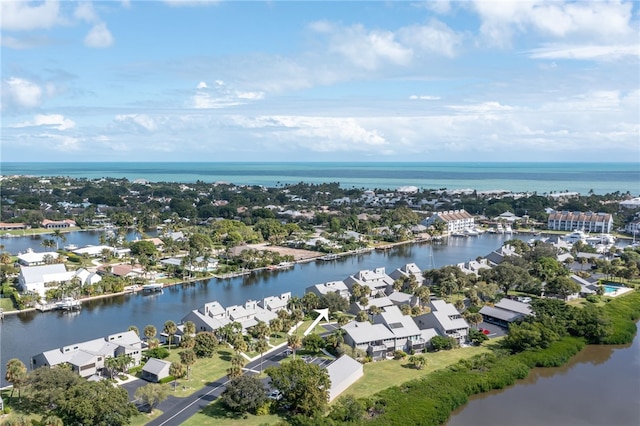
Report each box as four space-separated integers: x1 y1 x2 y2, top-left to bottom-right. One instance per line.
3 77 43 109
0 0 61 31
191 80 264 109
312 22 413 70
84 22 114 48
472 0 636 47
397 19 462 58
12 114 76 131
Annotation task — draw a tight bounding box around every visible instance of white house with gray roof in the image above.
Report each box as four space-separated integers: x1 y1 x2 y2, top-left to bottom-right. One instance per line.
343 267 394 297
17 249 59 266
306 281 350 300
414 300 469 344
388 263 425 288
479 298 533 328
31 330 142 378
259 292 291 313
19 264 77 298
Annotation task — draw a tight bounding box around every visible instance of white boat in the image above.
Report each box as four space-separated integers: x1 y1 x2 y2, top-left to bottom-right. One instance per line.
585 234 616 246
495 224 505 234
142 282 163 292
463 228 480 236
505 225 513 234
563 230 588 244
56 297 81 311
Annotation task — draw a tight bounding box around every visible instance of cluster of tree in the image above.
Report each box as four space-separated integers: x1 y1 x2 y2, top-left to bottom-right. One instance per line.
504 298 614 352
4 362 137 425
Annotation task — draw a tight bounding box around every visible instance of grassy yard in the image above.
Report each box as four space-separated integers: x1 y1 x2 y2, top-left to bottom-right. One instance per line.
0 297 16 311
342 342 498 399
182 400 284 426
158 346 235 397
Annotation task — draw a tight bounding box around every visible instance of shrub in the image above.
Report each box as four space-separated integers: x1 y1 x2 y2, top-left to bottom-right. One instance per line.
4 406 11 414
159 376 174 384
145 347 170 359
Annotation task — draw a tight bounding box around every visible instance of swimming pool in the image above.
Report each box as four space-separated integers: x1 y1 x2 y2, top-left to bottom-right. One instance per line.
604 285 624 294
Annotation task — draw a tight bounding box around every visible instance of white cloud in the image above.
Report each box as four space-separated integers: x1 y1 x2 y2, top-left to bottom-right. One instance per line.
410 95 441 100
3 77 43 108
448 101 515 113
528 43 640 61
472 0 636 46
314 22 413 70
0 0 61 31
12 114 76 131
74 2 98 23
84 22 114 48
115 114 158 131
397 19 462 58
190 80 264 109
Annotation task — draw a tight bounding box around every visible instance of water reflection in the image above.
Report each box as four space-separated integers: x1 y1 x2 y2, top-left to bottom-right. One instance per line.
447 328 640 426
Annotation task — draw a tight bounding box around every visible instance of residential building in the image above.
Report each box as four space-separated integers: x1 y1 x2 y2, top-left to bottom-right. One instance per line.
414 300 469 344
326 355 364 402
31 331 142 378
141 358 172 383
479 298 532 328
421 209 475 235
388 263 425 288
17 249 60 266
41 219 76 229
18 264 76 297
343 267 394 297
547 211 613 233
260 292 292 313
306 281 351 300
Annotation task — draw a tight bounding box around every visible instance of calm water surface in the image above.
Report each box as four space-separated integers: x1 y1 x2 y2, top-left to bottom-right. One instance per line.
447 326 640 426
1 233 524 385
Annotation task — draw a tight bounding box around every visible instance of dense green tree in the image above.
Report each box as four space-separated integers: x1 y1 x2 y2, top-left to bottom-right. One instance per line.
194 331 218 358
302 333 326 353
265 359 331 416
545 276 581 300
408 354 427 370
129 240 157 257
287 334 302 359
134 383 169 414
57 380 137 425
220 375 268 414
569 305 613 343
319 292 349 314
28 365 82 413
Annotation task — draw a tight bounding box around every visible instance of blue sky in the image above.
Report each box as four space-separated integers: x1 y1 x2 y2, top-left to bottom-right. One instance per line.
1 0 639 163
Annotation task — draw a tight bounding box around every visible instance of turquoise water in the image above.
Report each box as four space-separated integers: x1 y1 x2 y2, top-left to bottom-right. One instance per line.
604 285 624 294
1 162 638 194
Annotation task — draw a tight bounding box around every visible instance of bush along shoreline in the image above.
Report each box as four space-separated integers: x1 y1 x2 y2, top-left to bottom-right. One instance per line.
366 291 640 426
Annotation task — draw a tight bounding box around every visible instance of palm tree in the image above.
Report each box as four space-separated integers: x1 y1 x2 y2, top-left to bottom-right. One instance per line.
52 229 66 250
127 325 139 337
144 324 157 341
255 338 269 373
287 334 302 359
184 320 196 337
163 320 177 349
5 358 27 400
179 349 196 382
169 362 186 391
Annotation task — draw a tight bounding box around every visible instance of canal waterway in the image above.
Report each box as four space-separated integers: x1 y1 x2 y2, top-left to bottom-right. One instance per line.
1 233 525 385
447 323 640 426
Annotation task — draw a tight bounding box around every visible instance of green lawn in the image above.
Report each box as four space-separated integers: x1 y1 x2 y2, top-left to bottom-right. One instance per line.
342 343 497 400
0 297 16 311
181 400 284 426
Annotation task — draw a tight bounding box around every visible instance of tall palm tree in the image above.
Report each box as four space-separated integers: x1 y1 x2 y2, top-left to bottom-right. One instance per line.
52 229 66 250
163 320 177 349
287 334 302 359
255 338 269 373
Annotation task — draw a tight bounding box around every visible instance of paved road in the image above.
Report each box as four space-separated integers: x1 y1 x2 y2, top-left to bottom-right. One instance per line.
137 345 292 426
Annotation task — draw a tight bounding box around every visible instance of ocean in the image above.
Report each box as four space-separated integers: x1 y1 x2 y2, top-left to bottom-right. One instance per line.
1 162 638 195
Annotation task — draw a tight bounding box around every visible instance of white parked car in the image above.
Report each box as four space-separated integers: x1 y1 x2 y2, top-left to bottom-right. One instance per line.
268 390 282 400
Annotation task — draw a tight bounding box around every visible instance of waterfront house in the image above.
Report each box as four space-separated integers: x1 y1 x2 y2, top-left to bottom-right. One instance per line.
388 263 425 288
547 211 613 233
18 264 76 298
343 267 394 297
0 222 27 231
31 330 142 378
182 301 230 333
259 292 291 313
456 259 491 276
342 320 396 360
326 355 363 402
421 210 475 235
414 300 469 344
41 219 76 229
141 358 172 383
17 249 60 266
224 300 277 329
306 281 351 300
349 296 394 315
